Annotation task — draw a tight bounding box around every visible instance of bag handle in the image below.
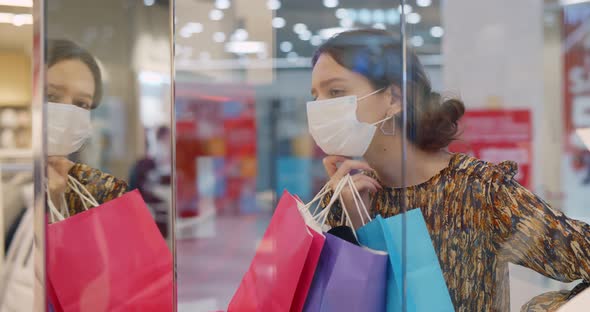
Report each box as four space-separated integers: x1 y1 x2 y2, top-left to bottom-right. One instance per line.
313 175 351 224
344 174 373 226
67 176 99 208
47 176 98 223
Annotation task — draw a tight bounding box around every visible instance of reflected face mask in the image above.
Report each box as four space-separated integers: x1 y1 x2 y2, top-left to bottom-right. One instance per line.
47 102 92 156
306 88 390 157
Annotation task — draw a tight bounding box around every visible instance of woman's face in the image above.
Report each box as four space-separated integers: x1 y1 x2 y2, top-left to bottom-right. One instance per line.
310 53 396 124
47 59 95 110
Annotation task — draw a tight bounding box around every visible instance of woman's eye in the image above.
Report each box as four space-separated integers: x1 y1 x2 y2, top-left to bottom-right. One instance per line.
329 89 344 97
47 93 59 102
74 100 91 110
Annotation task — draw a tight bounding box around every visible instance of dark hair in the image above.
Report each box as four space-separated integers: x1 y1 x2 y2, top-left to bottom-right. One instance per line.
47 39 103 109
312 29 465 152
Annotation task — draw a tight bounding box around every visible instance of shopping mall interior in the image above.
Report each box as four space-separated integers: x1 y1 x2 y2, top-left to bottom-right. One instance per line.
2 0 590 311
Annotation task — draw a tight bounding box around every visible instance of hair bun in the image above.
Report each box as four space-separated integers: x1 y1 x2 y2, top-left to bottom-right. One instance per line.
439 97 465 125
411 93 465 152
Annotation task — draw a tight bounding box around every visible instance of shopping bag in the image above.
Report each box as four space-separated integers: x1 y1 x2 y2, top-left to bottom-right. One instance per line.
303 176 387 312
228 190 315 312
357 209 455 312
291 226 325 312
303 233 388 312
47 185 173 312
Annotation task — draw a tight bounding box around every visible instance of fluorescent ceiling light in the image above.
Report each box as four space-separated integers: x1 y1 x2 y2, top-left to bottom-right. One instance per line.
560 0 590 5
417 0 432 7
272 17 286 28
310 35 322 46
0 0 32 7
225 41 267 54
430 26 444 38
407 12 421 24
0 12 32 26
209 9 223 21
323 0 339 8
266 0 281 10
215 0 230 10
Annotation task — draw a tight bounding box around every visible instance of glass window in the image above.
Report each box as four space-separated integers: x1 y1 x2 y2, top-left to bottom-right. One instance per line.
44 0 174 310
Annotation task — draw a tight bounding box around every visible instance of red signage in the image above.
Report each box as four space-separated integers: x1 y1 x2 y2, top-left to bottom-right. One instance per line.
450 110 533 188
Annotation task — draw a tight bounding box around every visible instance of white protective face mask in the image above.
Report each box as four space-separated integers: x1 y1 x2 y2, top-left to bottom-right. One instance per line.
306 88 391 157
47 102 92 156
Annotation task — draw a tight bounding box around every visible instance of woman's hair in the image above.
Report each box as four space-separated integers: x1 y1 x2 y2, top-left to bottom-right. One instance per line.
312 29 465 152
47 39 103 109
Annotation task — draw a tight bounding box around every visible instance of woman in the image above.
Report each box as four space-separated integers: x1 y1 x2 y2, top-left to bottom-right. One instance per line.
309 29 590 311
46 39 127 217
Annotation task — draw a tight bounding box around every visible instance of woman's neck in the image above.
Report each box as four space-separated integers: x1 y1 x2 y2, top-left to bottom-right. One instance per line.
364 139 452 188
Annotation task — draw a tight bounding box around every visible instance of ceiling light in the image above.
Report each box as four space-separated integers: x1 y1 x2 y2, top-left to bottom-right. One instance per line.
323 0 339 8
0 13 33 26
266 0 281 10
373 23 386 30
225 41 267 54
410 35 424 47
213 32 226 43
387 9 400 24
0 0 32 7
232 28 249 41
359 9 371 24
397 4 413 14
180 23 203 38
293 23 307 34
143 0 155 6
287 51 298 61
272 17 286 28
430 26 444 38
280 41 293 52
0 13 12 23
11 13 30 26
299 31 312 41
339 18 353 28
209 9 224 21
310 35 322 46
407 12 421 24
373 9 386 24
215 0 230 10
335 8 348 19
560 0 590 5
417 0 432 7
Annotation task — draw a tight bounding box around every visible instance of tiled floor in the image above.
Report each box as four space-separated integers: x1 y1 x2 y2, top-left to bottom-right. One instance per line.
177 215 270 312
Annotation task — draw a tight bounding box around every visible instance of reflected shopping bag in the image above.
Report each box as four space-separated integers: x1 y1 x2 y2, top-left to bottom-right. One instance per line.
357 209 455 312
303 233 388 312
47 189 173 312
228 191 316 312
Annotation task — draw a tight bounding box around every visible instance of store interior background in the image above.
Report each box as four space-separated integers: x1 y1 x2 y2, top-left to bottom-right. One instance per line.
1 0 589 311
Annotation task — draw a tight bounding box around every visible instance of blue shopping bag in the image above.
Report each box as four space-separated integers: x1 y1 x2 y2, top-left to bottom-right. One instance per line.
357 209 455 312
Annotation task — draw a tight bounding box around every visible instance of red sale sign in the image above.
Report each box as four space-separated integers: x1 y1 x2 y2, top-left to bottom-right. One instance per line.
450 110 533 189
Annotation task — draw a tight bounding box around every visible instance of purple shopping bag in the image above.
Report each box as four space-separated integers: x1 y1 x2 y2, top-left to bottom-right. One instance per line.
303 233 388 312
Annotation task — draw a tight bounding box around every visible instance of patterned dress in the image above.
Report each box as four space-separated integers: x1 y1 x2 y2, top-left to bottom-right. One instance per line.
325 153 590 312
65 163 128 216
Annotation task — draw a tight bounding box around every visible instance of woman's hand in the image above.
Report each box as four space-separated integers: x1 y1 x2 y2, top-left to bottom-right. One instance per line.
323 156 382 229
47 157 75 209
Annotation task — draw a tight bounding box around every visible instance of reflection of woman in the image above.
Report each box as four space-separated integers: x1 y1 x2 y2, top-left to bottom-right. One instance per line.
46 39 127 217
310 30 589 311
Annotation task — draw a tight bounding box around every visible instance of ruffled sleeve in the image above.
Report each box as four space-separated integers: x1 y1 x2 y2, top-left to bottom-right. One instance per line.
65 163 128 216
488 161 590 304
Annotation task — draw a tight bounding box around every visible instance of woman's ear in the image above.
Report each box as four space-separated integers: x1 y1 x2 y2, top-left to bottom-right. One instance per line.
387 102 402 117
